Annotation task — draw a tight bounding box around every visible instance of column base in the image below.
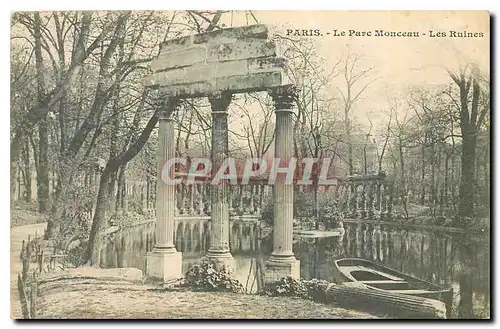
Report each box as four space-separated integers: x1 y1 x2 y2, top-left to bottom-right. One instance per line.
205 251 235 273
264 257 300 284
146 248 182 282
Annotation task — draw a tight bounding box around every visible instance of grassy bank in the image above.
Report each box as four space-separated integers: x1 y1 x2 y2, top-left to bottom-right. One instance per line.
34 269 379 319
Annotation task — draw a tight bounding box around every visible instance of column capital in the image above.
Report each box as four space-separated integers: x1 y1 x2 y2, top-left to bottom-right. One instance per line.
208 91 232 112
158 97 179 120
268 84 299 111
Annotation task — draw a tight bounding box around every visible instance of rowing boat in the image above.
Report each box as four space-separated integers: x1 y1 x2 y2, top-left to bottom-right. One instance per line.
333 258 453 316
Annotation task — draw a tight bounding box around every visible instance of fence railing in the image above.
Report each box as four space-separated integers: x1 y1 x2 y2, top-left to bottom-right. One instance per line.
17 233 71 319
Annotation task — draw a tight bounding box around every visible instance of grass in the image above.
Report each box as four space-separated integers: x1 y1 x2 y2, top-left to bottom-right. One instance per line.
35 275 378 319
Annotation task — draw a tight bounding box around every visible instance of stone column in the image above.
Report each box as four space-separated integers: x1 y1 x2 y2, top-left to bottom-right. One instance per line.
359 181 367 219
249 185 255 214
146 97 182 282
380 183 387 219
356 183 364 218
375 179 382 219
188 185 195 215
206 91 234 267
350 182 358 218
367 180 375 219
386 184 393 220
265 85 300 283
228 185 233 213
345 181 352 216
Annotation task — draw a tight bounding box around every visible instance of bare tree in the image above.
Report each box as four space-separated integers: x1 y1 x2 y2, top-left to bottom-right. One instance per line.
447 65 489 224
336 53 375 175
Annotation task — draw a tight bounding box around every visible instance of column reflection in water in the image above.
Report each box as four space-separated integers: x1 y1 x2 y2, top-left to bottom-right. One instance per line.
98 217 489 318
355 223 362 258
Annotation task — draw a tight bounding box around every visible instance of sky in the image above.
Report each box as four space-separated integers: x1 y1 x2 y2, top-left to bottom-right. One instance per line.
218 11 490 131
9 11 490 151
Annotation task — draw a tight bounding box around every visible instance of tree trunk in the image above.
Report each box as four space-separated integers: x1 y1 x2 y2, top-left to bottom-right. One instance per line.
348 140 354 175
325 284 447 319
33 12 50 213
115 165 125 212
84 107 162 264
37 116 49 212
420 144 426 205
314 184 319 230
482 148 489 207
444 155 449 207
22 137 32 202
430 146 437 214
457 237 475 318
451 69 483 226
458 135 476 221
85 169 112 265
398 137 408 219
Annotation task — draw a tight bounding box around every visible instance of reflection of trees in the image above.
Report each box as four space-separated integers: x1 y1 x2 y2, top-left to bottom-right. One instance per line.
456 236 474 318
399 229 409 271
452 234 489 318
167 221 489 318
341 222 489 318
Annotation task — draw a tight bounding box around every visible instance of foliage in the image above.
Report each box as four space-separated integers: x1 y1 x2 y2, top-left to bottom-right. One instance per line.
108 210 151 227
260 190 344 230
302 278 331 302
183 260 244 293
260 197 274 225
317 193 344 229
261 276 307 298
294 192 316 220
261 276 331 302
296 191 344 229
52 183 95 249
11 205 49 227
66 240 88 267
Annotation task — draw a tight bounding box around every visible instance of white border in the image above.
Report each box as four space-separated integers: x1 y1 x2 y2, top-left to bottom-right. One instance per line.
2 1 496 329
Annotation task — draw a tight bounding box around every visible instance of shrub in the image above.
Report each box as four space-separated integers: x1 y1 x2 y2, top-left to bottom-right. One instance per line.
66 240 88 267
261 276 331 302
184 260 244 293
261 276 307 298
294 191 316 220
46 183 95 247
302 278 331 302
318 194 344 229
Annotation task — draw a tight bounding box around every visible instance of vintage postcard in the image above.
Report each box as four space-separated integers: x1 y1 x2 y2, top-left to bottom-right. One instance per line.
10 10 490 319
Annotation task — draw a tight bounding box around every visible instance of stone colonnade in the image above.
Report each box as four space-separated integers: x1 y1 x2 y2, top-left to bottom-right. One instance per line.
146 85 300 282
340 175 393 220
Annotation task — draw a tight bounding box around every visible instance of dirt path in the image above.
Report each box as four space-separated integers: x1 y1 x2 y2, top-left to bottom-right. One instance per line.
10 223 47 319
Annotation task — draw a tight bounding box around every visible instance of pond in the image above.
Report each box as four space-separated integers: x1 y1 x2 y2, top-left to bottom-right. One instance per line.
100 221 490 319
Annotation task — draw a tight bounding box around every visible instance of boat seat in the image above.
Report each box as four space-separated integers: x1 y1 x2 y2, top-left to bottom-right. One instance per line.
344 266 405 281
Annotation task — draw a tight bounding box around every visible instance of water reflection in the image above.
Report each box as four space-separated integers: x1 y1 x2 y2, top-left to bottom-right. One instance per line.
100 221 490 318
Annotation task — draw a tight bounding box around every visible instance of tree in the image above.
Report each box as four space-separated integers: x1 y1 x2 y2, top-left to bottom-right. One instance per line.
447 65 489 225
336 53 374 175
84 11 227 264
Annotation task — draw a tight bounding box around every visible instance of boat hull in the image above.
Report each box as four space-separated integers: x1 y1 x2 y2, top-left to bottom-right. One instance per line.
333 258 453 317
